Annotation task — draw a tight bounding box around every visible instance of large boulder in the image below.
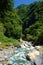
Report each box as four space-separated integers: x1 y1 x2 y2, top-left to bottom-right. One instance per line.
34 56 43 65
26 52 36 61
26 52 42 65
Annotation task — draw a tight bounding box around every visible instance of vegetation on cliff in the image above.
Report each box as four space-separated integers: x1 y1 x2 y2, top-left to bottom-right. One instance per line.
0 0 43 45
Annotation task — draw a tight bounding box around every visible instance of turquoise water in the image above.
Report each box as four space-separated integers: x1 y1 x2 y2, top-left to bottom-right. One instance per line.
8 45 43 65
9 46 34 65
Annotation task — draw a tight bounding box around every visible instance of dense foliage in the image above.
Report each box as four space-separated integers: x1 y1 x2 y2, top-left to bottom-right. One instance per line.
16 1 43 45
0 0 22 41
0 0 43 45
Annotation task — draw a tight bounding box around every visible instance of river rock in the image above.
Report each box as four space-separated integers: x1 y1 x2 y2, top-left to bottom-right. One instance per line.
33 50 40 56
35 46 41 50
7 63 12 65
19 63 24 65
34 56 43 65
26 52 36 61
30 46 35 50
26 51 39 61
0 63 2 65
21 44 26 48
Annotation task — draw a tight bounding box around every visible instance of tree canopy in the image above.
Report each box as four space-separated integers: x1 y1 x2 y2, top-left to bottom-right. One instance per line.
0 0 43 45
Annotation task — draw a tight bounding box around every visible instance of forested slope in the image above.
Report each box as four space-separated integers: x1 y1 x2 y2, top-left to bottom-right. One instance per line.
16 1 43 45
0 0 43 45
0 0 22 44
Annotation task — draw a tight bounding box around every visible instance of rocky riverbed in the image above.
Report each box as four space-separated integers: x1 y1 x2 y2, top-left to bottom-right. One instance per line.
0 40 43 65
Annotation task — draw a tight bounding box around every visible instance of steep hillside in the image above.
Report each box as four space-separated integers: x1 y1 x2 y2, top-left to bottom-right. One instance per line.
0 0 22 44
16 1 43 45
0 0 43 45
16 4 29 20
23 2 43 45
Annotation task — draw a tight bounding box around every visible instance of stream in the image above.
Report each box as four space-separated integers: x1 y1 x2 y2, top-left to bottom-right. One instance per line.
8 41 43 65
9 47 34 65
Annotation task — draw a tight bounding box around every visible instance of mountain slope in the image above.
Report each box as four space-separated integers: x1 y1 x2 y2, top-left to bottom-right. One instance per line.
0 0 22 44
16 1 43 45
